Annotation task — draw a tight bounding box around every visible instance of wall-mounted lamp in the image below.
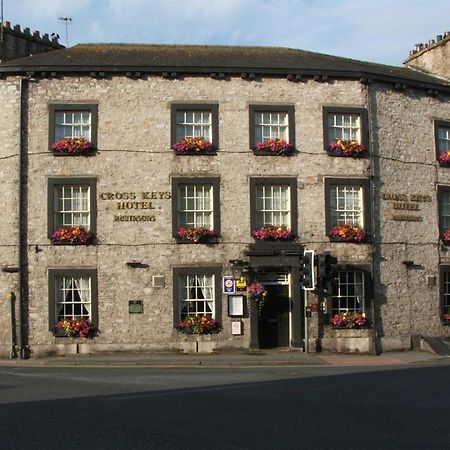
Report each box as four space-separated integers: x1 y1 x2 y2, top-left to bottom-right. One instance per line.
229 259 249 278
402 260 415 268
126 261 149 269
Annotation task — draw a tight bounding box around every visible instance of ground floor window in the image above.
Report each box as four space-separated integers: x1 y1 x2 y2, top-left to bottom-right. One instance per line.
331 270 365 315
172 266 222 324
442 269 450 320
48 269 98 329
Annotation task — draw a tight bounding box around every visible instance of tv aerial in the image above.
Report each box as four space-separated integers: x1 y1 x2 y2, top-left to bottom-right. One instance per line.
57 16 72 47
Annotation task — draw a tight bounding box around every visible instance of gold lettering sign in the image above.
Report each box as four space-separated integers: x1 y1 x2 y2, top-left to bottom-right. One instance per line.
381 191 432 222
99 190 171 223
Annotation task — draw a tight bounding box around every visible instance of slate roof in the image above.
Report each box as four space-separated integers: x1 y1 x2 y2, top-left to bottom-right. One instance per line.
1 43 449 91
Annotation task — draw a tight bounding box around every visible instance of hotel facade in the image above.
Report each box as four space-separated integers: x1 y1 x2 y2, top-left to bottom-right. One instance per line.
1 23 450 357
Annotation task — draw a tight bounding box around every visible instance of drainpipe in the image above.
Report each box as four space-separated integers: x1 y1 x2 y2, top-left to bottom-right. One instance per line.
18 77 29 358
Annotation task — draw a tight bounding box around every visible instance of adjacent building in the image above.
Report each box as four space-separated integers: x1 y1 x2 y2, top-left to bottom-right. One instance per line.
1 23 450 358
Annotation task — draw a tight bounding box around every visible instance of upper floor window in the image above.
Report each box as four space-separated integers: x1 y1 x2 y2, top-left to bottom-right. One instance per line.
435 120 450 166
171 104 219 153
249 105 295 155
323 107 368 157
48 268 98 332
250 177 297 240
48 178 97 244
325 178 370 242
49 104 98 152
172 177 220 243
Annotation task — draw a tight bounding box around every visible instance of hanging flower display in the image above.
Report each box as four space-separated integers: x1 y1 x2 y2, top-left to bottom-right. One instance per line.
51 137 95 155
172 137 214 154
252 225 293 241
255 138 294 155
246 282 268 315
51 226 94 245
330 311 368 329
177 227 216 243
53 318 97 338
329 224 367 243
442 228 450 245
438 151 450 167
327 139 366 157
176 315 221 335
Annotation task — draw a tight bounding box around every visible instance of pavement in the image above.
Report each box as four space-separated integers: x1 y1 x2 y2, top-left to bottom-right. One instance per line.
0 349 449 368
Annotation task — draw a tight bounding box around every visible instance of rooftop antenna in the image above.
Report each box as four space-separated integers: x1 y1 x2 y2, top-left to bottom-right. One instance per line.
1 0 3 25
58 16 72 47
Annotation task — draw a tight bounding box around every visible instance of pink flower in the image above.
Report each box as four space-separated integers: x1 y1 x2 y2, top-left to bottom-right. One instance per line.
172 137 214 153
329 224 367 243
252 226 293 241
51 137 94 154
255 138 294 155
328 139 366 157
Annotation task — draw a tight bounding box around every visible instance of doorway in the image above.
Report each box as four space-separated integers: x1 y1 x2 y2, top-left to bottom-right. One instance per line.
257 268 291 349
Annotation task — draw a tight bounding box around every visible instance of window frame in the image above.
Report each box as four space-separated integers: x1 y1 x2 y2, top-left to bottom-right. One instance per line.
173 266 222 326
434 119 450 159
328 264 372 318
170 103 219 152
47 177 97 239
322 106 368 152
250 177 298 237
48 268 98 332
48 104 98 150
324 177 371 236
437 185 450 234
171 177 221 242
249 104 295 152
440 265 450 322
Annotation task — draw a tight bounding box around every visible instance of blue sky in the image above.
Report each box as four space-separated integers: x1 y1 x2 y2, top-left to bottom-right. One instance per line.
3 0 450 67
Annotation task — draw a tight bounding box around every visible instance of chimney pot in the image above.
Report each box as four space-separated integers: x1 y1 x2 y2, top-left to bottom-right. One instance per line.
437 34 443 41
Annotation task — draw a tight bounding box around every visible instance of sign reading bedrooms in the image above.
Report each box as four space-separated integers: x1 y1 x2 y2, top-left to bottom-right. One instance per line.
99 191 171 223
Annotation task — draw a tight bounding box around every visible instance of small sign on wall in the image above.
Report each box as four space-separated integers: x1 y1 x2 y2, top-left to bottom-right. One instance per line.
223 276 236 294
129 300 143 314
231 320 242 335
228 295 244 317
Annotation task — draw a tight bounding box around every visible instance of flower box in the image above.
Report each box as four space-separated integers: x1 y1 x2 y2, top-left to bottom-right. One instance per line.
177 227 217 244
330 311 368 329
53 319 97 338
172 137 215 155
329 224 368 243
254 138 295 156
441 228 450 245
176 315 221 335
438 151 450 167
322 326 375 353
51 226 94 245
252 225 293 241
327 139 366 158
51 137 95 156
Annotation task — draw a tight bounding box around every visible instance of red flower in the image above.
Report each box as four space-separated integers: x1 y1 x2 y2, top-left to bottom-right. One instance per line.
255 138 294 155
329 224 367 243
328 139 366 157
51 137 94 154
172 137 214 153
51 226 94 244
177 227 216 243
252 226 293 241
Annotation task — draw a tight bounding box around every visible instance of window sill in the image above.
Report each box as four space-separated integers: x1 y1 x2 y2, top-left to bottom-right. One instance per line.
51 149 97 157
51 240 95 246
173 149 217 156
326 149 368 158
252 149 296 157
328 237 369 244
175 236 219 245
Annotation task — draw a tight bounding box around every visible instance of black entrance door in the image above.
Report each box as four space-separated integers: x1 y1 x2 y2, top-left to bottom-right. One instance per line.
258 284 290 348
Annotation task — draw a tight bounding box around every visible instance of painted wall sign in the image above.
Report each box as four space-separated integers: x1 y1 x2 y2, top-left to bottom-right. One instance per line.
99 191 171 223
381 191 431 222
223 276 236 294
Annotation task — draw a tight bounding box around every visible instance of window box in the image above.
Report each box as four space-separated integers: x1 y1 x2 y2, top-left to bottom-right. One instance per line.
51 226 95 245
438 186 450 243
177 227 217 244
51 137 95 156
171 103 219 154
176 315 221 335
249 105 295 154
328 224 368 243
254 138 295 156
441 229 450 245
252 225 293 241
327 139 366 158
53 318 97 338
330 311 368 329
323 107 368 157
48 104 98 153
172 137 215 155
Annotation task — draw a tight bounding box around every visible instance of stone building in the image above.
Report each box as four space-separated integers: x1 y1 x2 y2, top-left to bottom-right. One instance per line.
1 23 450 358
